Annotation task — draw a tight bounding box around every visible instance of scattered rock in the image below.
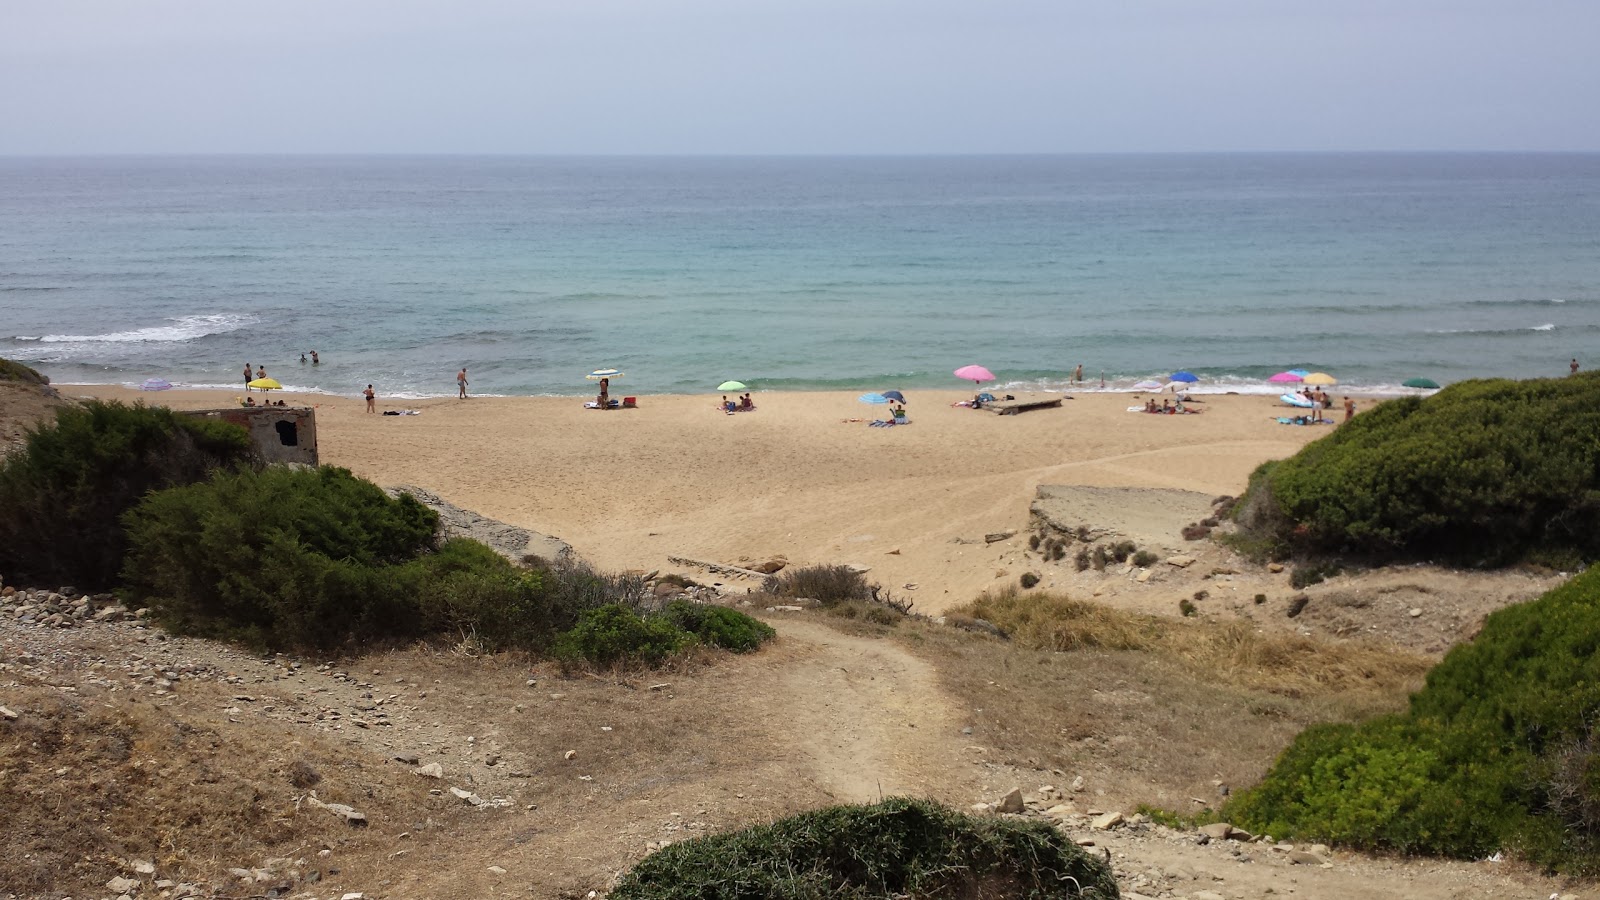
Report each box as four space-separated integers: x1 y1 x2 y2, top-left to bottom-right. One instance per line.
1409 607 1424 617
1268 562 1286 573
1193 892 1225 900
1199 822 1234 840
1166 555 1197 568
1091 811 1124 830
1044 804 1077 819
305 794 368 826
392 752 420 765
0 705 17 720
996 788 1025 814
749 558 788 575
845 563 872 574
450 786 484 805
564 749 578 760
1289 850 1329 865
1071 775 1085 792
130 859 156 875
107 876 141 893
487 865 507 875
985 530 1017 544
415 763 444 779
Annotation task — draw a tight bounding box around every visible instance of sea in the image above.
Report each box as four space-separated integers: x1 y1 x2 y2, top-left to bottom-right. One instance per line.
3 154 1599 399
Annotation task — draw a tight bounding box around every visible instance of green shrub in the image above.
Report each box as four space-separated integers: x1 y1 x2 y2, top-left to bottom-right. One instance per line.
1029 533 1042 551
121 465 440 650
0 400 254 587
554 603 693 668
1020 572 1041 589
765 564 873 605
0 357 49 384
611 797 1118 899
1074 547 1090 571
1235 374 1600 565
1290 562 1343 589
1091 547 1107 571
1131 550 1158 567
1110 541 1137 563
1179 599 1197 617
657 600 774 653
1228 565 1600 871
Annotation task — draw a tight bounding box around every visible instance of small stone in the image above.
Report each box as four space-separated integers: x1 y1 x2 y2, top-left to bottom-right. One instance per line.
341 894 365 900
1044 804 1077 819
564 749 578 760
649 683 672 691
970 802 993 813
1193 892 1226 900
996 788 1025 814
0 705 17 720
131 859 156 875
1092 811 1124 830
1199 822 1234 840
107 876 141 893
487 865 507 875
1071 775 1085 792
392 752 420 765
1409 607 1423 617
1166 555 1197 568
1288 850 1327 865
1135 569 1153 583
415 762 444 778
845 563 872 574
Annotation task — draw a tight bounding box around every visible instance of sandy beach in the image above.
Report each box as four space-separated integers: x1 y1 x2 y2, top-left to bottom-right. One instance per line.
73 385 1338 613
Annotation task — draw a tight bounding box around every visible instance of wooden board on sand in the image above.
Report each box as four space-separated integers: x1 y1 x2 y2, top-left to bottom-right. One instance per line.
983 396 1064 415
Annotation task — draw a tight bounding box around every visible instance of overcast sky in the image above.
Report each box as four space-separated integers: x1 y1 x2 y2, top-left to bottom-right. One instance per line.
3 0 1597 154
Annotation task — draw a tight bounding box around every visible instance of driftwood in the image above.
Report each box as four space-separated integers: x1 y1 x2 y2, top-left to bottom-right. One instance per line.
667 555 770 580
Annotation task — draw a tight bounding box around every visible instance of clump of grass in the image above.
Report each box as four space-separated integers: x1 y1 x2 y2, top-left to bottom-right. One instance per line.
1291 561 1344 589
1254 593 1268 605
1020 572 1041 589
1051 542 1067 561
1179 599 1197 617
1029 533 1043 551
1132 550 1159 567
765 564 873 604
955 586 1430 697
1074 548 1090 572
1091 546 1108 571
611 797 1118 899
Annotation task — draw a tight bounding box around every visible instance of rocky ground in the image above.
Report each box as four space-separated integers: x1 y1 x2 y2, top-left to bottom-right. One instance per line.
2 572 1590 900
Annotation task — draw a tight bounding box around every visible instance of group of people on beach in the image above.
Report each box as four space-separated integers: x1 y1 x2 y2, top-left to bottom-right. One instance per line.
721 393 755 414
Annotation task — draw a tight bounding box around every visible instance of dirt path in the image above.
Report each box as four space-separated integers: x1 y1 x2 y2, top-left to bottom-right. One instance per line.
758 617 980 804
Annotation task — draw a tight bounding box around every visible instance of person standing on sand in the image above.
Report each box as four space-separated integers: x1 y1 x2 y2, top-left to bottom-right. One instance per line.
457 368 469 399
1572 358 1580 375
244 363 253 392
364 384 376 413
1344 396 1355 422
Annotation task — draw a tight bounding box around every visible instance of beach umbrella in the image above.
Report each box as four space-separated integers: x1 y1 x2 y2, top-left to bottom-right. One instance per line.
1287 369 1311 378
247 377 283 391
1302 372 1338 386
1132 379 1164 391
858 393 889 404
140 377 172 391
954 365 995 384
717 380 747 392
1403 378 1440 389
1268 371 1303 383
881 390 906 403
1170 371 1199 383
586 367 624 381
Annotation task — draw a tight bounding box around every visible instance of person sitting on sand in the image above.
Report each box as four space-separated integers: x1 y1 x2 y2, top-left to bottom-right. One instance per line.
1144 398 1158 413
1162 398 1172 414
740 393 754 410
243 396 256 407
722 395 737 414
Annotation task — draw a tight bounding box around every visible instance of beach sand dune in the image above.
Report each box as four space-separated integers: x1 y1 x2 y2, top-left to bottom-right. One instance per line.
74 387 1326 612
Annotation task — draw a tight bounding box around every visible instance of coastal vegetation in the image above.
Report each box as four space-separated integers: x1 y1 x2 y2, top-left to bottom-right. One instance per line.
0 358 50 385
1227 566 1600 873
610 797 1119 899
0 400 254 587
1233 373 1600 567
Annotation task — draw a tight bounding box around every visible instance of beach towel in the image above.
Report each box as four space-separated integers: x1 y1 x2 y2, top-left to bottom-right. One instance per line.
868 420 896 427
382 409 421 416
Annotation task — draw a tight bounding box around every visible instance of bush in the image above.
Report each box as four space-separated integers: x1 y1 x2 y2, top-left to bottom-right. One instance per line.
1131 550 1159 567
1020 571 1041 589
1090 547 1107 571
0 357 49 384
657 600 774 653
1110 541 1137 563
1228 565 1600 871
553 603 693 668
766 564 874 605
0 401 254 587
121 465 440 650
611 797 1118 899
1234 374 1600 565
1290 562 1343 589
1074 548 1090 571
1179 599 1197 617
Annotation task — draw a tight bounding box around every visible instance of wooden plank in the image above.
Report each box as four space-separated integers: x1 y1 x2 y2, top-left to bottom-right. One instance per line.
982 397 1064 415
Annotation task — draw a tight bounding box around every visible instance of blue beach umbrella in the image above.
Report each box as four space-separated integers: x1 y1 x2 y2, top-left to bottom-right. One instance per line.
881 390 906 403
1287 369 1311 378
858 393 890 404
1170 371 1199 383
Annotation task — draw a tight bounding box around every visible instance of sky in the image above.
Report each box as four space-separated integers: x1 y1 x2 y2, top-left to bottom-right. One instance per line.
2 0 1598 154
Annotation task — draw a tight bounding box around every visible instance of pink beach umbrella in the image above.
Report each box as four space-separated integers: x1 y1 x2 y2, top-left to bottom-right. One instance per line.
1268 371 1303 383
954 365 996 384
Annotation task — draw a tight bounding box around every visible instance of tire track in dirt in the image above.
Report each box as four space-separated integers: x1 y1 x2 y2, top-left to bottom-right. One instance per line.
755 617 981 804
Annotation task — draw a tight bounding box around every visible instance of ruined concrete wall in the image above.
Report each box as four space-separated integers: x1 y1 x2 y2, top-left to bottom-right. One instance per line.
182 407 318 466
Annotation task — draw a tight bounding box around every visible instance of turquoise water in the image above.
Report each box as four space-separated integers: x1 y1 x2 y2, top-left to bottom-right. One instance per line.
3 154 1599 397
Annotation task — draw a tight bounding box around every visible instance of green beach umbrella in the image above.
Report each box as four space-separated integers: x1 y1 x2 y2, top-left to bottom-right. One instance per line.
717 381 747 392
1402 378 1440 389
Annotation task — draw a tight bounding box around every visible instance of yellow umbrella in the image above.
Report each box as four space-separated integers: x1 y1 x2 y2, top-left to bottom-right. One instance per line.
1302 372 1338 386
247 377 283 391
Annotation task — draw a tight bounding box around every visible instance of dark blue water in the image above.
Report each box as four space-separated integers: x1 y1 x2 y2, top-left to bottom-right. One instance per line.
3 154 1598 396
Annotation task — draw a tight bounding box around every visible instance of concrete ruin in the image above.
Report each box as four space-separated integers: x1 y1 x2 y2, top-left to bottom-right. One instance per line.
183 406 319 466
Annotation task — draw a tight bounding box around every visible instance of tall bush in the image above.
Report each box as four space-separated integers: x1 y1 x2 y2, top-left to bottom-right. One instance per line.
1228 565 1600 872
1234 373 1600 565
0 400 253 586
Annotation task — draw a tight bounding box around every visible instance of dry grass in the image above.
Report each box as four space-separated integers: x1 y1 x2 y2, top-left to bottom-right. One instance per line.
958 586 1432 699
